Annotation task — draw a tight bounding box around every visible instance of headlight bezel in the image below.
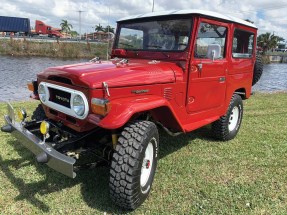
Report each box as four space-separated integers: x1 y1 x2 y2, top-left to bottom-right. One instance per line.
37 82 89 120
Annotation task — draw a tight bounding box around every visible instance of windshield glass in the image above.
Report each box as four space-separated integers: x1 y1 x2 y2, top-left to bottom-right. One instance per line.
116 19 192 51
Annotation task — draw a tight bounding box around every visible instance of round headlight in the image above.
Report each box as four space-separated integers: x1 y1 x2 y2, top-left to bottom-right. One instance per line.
73 95 85 116
38 84 46 102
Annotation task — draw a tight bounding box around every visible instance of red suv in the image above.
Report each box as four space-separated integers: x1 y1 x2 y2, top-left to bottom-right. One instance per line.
1 10 262 209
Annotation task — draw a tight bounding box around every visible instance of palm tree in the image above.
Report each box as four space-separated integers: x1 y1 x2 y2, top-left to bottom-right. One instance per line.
257 32 279 55
104 25 115 34
60 19 73 34
95 24 104 32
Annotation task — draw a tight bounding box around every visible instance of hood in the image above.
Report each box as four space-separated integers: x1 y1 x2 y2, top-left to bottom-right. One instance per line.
37 59 178 88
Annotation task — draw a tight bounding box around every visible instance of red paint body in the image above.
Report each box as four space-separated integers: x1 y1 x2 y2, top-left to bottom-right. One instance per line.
35 14 257 133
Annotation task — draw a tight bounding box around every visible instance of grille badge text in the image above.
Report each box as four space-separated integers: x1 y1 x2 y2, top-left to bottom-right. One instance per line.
56 95 70 103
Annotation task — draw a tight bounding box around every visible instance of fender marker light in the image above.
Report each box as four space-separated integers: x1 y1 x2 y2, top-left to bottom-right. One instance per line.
91 98 111 116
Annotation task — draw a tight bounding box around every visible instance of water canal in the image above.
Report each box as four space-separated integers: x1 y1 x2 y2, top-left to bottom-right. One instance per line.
0 56 286 102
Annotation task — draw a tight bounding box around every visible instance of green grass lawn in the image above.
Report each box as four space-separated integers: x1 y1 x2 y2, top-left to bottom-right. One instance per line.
0 93 286 214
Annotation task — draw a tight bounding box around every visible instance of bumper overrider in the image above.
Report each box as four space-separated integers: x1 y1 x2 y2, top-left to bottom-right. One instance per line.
1 103 76 178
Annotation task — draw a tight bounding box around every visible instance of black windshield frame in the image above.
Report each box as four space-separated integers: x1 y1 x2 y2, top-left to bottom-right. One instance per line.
115 17 193 52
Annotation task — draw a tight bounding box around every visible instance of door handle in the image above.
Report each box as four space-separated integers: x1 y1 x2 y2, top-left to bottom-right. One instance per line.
197 63 203 72
219 77 226 83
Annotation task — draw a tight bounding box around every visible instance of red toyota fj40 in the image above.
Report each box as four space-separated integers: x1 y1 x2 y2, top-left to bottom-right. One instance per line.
1 10 262 209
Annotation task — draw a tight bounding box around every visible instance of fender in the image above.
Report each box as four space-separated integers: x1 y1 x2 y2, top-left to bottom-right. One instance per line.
93 95 184 130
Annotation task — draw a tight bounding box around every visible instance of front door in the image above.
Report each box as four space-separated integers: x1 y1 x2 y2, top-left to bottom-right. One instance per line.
187 19 228 116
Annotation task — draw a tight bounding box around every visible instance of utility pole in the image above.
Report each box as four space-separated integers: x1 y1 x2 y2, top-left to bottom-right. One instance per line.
152 0 155 12
77 10 85 39
107 5 110 61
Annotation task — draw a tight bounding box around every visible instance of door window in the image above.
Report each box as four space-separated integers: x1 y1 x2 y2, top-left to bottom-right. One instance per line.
194 23 227 59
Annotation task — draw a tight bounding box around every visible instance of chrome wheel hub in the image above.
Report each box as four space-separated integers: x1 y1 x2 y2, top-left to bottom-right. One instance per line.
228 106 239 131
140 142 154 187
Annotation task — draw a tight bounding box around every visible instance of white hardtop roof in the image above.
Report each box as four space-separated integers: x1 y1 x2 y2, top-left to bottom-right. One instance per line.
118 9 257 29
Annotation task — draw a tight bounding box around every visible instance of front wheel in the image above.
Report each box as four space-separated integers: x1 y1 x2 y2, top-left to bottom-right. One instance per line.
212 94 243 141
109 121 159 210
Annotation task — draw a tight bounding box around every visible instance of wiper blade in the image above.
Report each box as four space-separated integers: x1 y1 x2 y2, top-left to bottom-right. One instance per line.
118 42 134 48
146 45 162 49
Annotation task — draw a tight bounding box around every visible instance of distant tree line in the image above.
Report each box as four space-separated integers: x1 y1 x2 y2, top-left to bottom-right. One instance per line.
59 20 116 37
257 32 285 55
95 24 115 34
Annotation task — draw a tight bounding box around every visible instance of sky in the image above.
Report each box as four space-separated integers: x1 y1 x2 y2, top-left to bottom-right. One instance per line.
0 0 287 41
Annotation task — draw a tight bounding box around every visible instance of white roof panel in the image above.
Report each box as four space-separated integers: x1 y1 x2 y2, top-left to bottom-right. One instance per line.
118 9 257 29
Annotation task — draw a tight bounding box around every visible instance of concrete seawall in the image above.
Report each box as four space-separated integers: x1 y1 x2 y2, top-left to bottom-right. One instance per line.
268 55 287 63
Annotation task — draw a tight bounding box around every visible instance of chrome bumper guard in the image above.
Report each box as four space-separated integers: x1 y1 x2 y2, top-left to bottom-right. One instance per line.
2 103 76 178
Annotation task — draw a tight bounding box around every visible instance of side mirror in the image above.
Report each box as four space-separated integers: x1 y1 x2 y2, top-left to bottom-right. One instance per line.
207 44 221 61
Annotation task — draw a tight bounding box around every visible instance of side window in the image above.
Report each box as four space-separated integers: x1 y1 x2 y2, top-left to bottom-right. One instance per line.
232 29 254 58
195 22 227 59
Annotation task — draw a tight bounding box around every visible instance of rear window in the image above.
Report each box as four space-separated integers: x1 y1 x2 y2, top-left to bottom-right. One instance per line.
232 29 254 58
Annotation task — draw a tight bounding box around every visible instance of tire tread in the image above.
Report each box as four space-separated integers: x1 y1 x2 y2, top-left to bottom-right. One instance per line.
109 121 157 210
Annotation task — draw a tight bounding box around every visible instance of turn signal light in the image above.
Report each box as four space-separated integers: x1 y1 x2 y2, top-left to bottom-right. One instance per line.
91 98 111 116
27 82 34 92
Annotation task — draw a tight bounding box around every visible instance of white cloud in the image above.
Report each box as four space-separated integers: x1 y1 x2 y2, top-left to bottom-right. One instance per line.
0 0 286 40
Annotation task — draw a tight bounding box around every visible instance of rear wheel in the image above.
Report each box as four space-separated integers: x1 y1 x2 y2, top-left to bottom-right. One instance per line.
212 94 243 141
109 121 159 210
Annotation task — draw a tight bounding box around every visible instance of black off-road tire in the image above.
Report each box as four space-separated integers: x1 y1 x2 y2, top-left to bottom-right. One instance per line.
252 54 263 86
212 94 243 141
31 104 46 121
109 121 159 210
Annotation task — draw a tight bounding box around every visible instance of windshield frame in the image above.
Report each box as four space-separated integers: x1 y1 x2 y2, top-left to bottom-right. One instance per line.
114 16 193 53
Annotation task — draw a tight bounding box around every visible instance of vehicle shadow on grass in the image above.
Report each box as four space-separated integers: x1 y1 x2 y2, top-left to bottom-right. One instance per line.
0 126 214 213
0 139 133 213
158 125 217 159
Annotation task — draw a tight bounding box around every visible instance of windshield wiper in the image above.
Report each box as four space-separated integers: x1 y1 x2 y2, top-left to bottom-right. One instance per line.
118 42 135 48
146 45 162 49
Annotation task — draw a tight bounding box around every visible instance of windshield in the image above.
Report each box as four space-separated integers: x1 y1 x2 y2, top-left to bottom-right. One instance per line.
116 19 192 52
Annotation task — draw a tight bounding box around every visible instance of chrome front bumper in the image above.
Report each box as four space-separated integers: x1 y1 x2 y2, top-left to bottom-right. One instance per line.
2 103 76 178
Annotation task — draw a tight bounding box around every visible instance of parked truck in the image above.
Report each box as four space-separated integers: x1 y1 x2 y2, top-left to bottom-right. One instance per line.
0 16 62 38
0 16 30 35
31 20 62 38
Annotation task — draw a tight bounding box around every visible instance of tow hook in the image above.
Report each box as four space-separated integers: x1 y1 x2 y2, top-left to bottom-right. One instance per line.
1 124 14 133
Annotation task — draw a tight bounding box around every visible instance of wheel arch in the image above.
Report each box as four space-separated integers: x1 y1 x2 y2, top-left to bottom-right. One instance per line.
97 96 184 132
234 88 247 100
